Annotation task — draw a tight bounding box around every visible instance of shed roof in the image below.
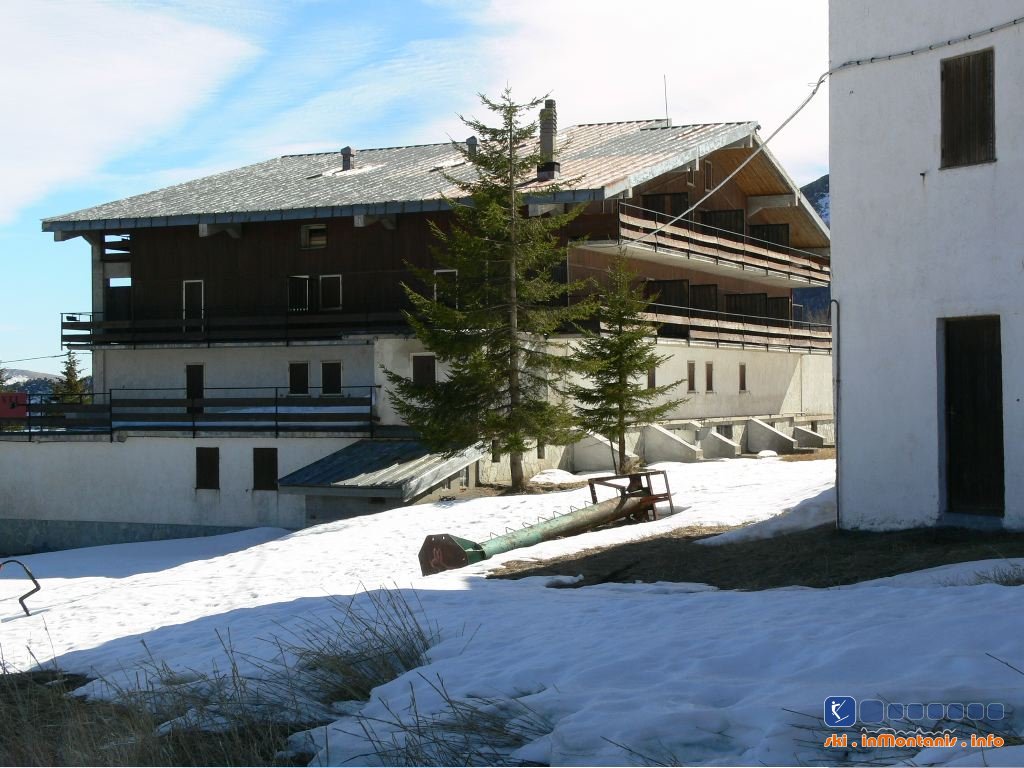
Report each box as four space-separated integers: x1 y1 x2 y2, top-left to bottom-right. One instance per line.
278 439 486 501
42 120 761 232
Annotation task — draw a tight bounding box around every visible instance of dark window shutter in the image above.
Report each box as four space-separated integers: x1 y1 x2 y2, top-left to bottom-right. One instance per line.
196 447 219 490
253 448 278 491
941 49 995 168
289 362 309 395
412 355 436 387
322 362 342 395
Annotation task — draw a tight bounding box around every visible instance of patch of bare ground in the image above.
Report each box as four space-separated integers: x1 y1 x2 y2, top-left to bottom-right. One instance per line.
780 447 836 462
489 523 1024 590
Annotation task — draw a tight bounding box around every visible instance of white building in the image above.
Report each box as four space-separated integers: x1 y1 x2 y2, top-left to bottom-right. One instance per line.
831 1 1024 529
1 105 832 553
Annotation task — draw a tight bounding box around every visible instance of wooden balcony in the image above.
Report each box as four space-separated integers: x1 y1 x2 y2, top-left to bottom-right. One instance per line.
574 203 831 289
643 303 832 353
61 309 407 348
0 387 380 438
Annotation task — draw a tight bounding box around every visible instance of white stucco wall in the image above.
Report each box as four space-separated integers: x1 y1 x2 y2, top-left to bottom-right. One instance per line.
0 436 349 530
831 0 1024 529
98 342 379 397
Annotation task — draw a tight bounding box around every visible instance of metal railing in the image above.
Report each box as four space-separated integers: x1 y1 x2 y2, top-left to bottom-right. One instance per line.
0 386 380 440
60 307 408 347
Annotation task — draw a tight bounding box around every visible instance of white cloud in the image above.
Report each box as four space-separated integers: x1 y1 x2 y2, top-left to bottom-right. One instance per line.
0 1 259 223
446 0 829 184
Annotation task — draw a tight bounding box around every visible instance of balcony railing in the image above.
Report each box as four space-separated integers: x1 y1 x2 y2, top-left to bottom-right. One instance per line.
617 203 831 286
643 301 832 352
61 309 407 348
0 386 379 439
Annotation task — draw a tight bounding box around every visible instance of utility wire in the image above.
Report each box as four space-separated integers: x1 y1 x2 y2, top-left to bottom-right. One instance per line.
0 353 71 365
635 13 1024 244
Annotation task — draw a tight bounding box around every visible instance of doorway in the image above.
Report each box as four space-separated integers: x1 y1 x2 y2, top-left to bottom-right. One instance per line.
944 316 1004 516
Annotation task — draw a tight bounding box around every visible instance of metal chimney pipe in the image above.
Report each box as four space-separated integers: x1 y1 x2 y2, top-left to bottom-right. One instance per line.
341 146 353 171
537 99 560 180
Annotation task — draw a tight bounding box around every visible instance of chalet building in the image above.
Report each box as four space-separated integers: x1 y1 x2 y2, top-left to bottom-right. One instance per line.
0 103 832 553
831 0 1023 529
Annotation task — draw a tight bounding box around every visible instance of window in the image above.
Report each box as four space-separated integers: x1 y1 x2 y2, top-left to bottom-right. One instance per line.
412 354 436 387
301 224 327 248
320 275 342 310
687 361 696 393
288 276 310 312
195 447 219 490
686 168 695 186
705 362 714 392
289 362 309 395
322 361 342 395
704 160 714 191
647 365 657 390
537 442 546 459
941 49 995 169
491 438 500 463
182 280 203 320
253 448 278 491
739 363 747 393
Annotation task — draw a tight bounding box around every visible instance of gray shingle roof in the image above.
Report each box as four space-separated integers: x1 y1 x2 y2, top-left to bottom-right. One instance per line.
42 120 757 231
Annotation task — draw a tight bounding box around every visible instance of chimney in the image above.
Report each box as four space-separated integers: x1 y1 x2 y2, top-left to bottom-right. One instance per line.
537 99 560 181
341 146 353 171
466 135 478 157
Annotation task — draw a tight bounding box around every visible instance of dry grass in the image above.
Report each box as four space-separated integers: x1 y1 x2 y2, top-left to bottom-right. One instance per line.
0 586 441 767
491 524 1024 590
780 447 836 462
350 675 551 766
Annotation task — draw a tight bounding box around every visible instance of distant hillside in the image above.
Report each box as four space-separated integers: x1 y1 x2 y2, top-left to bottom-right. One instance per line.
800 173 830 225
2 368 92 395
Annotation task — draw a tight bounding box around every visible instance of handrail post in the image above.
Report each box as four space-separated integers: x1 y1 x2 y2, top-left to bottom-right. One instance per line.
274 387 280 439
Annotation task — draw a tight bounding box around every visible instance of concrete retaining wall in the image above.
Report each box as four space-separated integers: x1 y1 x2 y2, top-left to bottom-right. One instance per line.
745 418 798 453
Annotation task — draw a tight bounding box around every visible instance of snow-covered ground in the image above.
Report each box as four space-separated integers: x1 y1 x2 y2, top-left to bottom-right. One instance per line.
1 457 1021 766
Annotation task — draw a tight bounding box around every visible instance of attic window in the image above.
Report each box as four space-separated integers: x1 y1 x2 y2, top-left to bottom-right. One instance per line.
704 160 714 191
301 224 327 249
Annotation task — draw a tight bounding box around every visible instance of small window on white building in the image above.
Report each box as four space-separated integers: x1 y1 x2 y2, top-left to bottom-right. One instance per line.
322 361 342 395
647 365 656 390
195 447 219 490
687 361 696 393
739 363 747 393
412 354 436 387
705 362 714 392
289 362 309 395
301 224 327 249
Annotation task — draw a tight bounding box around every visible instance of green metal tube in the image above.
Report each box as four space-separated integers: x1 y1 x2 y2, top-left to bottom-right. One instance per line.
418 494 649 575
479 495 645 559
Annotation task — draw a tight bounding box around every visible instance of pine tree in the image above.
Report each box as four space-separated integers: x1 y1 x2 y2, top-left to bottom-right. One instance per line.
0 365 9 393
384 90 593 491
53 350 88 400
567 254 686 474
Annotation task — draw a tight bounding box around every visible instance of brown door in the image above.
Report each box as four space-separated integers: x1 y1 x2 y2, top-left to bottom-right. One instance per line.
186 364 204 415
945 317 1004 516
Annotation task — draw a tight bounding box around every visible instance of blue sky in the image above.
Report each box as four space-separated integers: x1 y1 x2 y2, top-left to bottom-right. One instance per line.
1 0 828 375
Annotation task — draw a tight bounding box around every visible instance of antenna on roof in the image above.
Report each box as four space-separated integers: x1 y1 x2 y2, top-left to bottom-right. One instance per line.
663 75 671 127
